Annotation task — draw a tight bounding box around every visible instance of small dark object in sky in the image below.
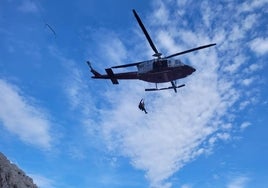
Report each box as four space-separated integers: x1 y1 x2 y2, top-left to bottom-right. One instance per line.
139 99 147 114
45 23 56 37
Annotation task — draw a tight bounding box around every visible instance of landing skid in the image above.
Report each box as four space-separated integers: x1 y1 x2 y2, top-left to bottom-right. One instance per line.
145 84 185 92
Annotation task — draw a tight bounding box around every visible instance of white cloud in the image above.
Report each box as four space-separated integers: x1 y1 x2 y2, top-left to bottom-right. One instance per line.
217 133 231 141
89 30 128 67
101 37 127 66
48 46 97 119
243 14 258 30
224 55 246 73
151 0 170 26
250 37 268 55
240 122 251 131
239 100 250 110
157 30 180 54
239 0 268 13
18 0 38 13
244 63 262 74
181 184 192 188
30 174 56 188
221 123 232 130
241 77 254 86
0 79 52 149
227 176 250 188
64 61 92 111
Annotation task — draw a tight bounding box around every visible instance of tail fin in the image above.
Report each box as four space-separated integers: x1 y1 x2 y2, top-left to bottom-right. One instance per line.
86 61 119 84
86 61 101 77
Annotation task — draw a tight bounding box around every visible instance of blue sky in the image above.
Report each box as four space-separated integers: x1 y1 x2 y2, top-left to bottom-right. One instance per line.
0 0 268 188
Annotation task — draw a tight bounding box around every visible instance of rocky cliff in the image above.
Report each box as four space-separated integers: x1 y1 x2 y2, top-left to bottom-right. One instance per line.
0 152 37 188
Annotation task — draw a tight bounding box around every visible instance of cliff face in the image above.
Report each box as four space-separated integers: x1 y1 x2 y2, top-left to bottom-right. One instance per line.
0 152 38 188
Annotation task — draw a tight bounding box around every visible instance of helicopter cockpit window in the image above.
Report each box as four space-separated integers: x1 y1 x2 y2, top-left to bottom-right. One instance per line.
168 59 183 67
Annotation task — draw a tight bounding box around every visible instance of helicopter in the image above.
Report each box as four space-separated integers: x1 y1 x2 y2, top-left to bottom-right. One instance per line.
87 9 216 93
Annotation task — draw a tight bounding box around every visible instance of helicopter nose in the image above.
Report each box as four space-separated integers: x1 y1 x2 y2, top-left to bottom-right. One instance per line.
188 65 196 73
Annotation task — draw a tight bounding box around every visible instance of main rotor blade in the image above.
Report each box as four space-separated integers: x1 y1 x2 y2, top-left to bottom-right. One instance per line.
112 62 141 69
165 43 216 58
133 9 161 57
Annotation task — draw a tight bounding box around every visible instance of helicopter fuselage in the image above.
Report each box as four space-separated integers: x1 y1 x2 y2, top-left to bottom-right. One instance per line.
137 59 196 83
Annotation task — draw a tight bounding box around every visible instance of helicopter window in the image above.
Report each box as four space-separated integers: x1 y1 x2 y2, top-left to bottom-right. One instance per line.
153 60 168 69
138 61 153 73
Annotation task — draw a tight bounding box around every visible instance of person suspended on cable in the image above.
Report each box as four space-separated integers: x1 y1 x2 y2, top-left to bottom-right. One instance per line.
138 99 147 114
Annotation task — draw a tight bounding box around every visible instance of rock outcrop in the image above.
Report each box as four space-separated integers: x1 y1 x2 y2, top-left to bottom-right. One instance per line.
0 152 37 188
